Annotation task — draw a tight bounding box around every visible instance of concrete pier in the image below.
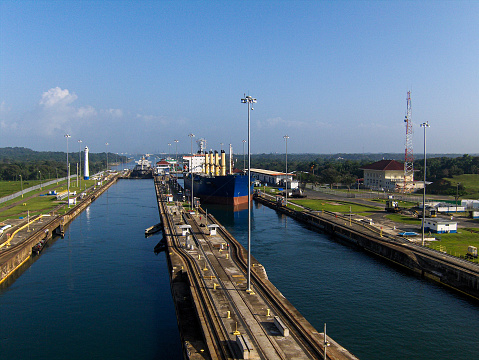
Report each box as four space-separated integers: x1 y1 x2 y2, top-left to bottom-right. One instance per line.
155 176 358 360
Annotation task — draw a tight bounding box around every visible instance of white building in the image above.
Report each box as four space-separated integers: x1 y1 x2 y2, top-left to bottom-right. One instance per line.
250 168 298 189
423 219 457 234
155 160 170 175
183 154 206 174
361 159 425 192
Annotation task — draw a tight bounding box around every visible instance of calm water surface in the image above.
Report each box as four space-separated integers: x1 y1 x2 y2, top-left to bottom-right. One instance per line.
2 179 479 360
0 179 182 360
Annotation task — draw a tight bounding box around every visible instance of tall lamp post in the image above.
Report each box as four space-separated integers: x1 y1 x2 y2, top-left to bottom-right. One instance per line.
242 139 246 172
188 133 195 209
78 139 82 189
241 94 257 293
284 135 289 206
456 182 460 213
65 134 71 207
38 171 42 190
168 143 172 159
19 174 24 198
174 139 179 172
105 142 109 172
420 121 430 246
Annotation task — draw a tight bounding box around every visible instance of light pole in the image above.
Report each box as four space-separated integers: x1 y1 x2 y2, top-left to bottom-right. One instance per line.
242 139 246 172
174 140 179 172
19 174 23 198
284 135 289 206
188 133 195 209
420 121 430 246
65 134 71 207
456 182 460 213
78 139 82 189
168 143 171 159
105 142 109 172
241 94 257 293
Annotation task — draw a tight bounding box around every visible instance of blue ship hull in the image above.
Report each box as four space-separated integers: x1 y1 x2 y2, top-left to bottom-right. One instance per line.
183 174 252 206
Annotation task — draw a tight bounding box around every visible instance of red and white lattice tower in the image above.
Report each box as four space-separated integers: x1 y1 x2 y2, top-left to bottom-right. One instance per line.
403 91 414 192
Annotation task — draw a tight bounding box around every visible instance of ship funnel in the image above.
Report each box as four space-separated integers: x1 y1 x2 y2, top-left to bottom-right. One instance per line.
205 152 210 175
221 150 226 176
214 151 220 176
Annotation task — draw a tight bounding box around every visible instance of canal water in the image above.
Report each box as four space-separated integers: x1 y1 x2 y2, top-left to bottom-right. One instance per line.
1 179 478 360
0 179 182 360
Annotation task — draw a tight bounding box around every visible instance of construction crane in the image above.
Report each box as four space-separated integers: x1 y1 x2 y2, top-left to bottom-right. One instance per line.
403 91 414 192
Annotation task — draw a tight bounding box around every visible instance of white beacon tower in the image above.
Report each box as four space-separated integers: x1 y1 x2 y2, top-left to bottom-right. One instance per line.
84 146 90 180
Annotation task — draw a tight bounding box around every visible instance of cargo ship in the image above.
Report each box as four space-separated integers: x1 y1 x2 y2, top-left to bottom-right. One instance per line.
131 156 153 178
183 141 252 206
184 173 251 206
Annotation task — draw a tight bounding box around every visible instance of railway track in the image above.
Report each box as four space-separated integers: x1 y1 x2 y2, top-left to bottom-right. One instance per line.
156 177 358 359
157 187 230 359
183 209 328 359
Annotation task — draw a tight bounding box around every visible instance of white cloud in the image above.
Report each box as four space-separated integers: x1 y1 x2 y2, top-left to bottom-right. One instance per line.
257 116 331 129
39 87 78 108
76 106 98 118
135 113 170 126
102 108 123 118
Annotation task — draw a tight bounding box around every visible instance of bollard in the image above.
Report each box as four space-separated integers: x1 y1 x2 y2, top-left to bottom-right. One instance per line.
198 254 201 260
226 253 229 259
213 283 218 290
266 308 270 317
233 322 240 336
227 311 231 319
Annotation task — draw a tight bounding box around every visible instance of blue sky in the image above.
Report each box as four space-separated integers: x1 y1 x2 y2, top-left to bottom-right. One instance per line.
1 1 478 156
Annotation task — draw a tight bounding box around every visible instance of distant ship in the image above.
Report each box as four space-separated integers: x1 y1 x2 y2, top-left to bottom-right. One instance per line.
131 156 153 178
183 141 252 206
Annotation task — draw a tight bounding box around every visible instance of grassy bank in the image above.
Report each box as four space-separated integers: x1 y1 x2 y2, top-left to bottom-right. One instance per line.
426 228 479 263
0 179 98 222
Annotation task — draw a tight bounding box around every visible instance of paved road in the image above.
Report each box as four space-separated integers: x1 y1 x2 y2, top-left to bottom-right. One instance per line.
299 187 478 236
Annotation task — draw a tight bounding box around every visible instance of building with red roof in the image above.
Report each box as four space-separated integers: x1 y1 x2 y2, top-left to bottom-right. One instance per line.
361 160 412 191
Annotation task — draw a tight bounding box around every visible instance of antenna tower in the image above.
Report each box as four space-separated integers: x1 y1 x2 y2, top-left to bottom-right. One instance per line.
403 91 414 192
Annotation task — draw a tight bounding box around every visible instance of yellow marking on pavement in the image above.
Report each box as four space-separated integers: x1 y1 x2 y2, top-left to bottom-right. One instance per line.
0 215 45 249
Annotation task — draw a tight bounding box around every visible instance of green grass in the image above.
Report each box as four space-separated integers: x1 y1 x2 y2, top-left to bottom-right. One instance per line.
0 179 47 198
426 228 479 263
444 174 479 199
385 213 422 225
371 199 419 208
0 179 98 222
284 203 304 212
290 199 380 214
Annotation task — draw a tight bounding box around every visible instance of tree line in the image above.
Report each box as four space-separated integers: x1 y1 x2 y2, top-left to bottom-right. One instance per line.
237 153 479 189
0 147 128 181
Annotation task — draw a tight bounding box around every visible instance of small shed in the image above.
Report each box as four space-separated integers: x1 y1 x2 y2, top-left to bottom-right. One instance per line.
178 224 192 236
207 224 219 236
423 219 457 234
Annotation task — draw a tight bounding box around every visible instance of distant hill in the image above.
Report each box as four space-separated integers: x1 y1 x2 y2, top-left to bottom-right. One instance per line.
0 147 126 164
0 147 129 181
